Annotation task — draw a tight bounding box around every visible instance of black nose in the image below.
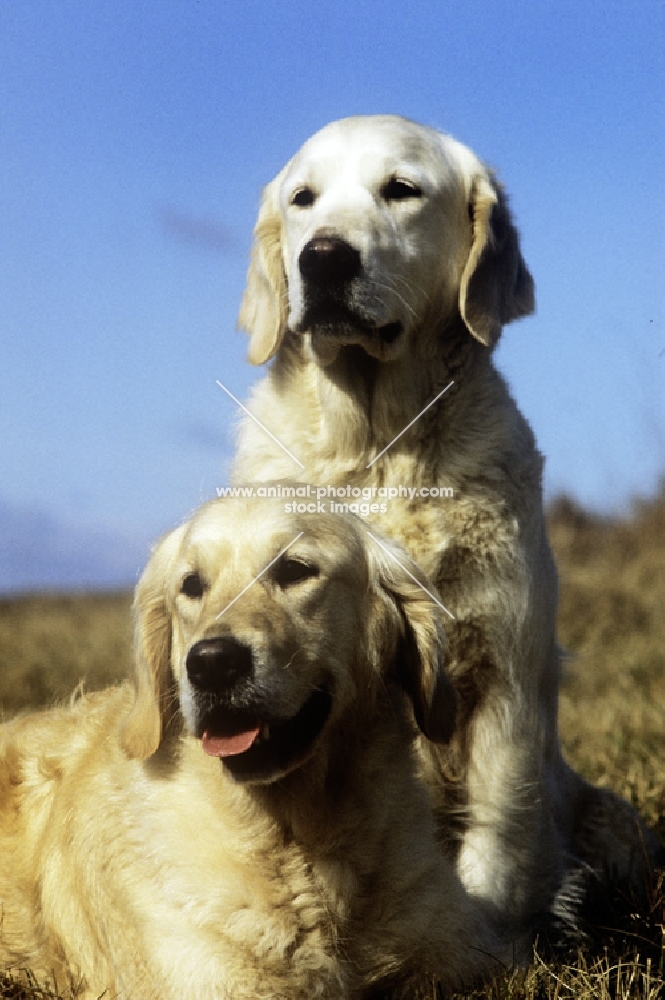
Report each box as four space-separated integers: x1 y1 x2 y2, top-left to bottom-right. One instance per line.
299 237 361 284
186 637 253 693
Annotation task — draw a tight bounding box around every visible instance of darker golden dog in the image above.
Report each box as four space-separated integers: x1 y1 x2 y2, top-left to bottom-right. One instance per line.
0 498 514 999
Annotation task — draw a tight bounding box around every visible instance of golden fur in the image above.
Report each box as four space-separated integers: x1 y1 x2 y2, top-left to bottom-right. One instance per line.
0 499 514 999
234 115 661 925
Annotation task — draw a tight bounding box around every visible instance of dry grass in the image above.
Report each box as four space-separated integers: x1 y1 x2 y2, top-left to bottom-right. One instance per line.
1 486 664 998
552 489 665 836
0 972 77 1000
0 592 132 721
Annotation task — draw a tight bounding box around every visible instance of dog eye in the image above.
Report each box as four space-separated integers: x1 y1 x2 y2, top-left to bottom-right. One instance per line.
291 187 316 208
274 557 319 587
381 177 423 202
180 572 206 599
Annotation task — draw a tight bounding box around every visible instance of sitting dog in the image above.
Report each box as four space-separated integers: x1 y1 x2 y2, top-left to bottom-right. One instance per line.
0 498 514 999
233 115 661 927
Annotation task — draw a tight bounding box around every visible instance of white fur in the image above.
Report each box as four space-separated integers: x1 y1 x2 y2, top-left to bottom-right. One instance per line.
234 115 661 927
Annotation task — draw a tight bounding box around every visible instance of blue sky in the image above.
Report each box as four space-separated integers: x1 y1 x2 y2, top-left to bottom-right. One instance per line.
1 0 663 591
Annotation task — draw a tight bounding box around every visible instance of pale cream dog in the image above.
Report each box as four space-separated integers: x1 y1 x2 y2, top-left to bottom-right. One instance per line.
233 115 660 927
0 498 513 1000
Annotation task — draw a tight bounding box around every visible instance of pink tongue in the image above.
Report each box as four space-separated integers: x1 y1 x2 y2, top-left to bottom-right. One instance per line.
202 727 260 758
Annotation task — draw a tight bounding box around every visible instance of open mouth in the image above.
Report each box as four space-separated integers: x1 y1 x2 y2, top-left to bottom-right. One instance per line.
299 303 403 346
199 686 333 783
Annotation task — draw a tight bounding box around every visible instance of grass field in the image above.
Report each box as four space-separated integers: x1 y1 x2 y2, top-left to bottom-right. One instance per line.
1 487 663 998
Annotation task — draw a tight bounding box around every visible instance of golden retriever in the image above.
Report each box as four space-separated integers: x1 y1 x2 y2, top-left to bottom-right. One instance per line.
0 497 514 999
233 115 661 927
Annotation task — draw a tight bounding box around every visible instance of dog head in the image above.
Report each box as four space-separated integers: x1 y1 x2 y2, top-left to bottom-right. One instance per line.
239 114 534 366
121 496 456 783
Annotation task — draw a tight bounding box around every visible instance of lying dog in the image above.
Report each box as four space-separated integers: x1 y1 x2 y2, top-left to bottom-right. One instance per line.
0 498 513 999
233 115 661 926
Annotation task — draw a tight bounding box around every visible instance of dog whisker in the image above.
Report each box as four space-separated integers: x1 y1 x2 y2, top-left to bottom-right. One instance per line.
368 277 419 320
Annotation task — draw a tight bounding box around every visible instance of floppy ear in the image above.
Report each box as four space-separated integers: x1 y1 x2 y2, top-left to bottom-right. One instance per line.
121 524 186 759
367 534 457 743
459 174 535 347
238 172 289 365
